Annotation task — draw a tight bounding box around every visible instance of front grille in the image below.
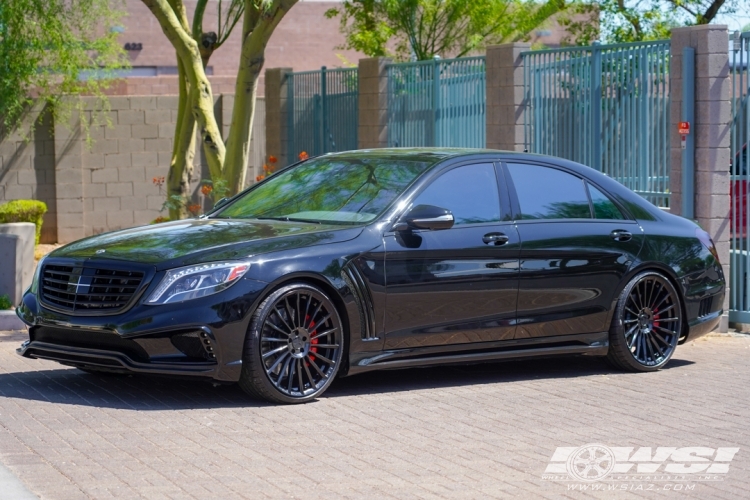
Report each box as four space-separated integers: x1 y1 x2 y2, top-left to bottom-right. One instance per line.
41 264 145 313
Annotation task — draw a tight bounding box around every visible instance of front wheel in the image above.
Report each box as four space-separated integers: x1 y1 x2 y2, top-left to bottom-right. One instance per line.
607 271 683 372
239 283 344 404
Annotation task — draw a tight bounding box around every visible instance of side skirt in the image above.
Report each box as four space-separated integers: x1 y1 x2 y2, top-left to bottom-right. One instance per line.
347 332 609 375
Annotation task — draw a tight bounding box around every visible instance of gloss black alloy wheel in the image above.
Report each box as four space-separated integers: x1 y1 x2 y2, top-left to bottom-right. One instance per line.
607 271 682 372
239 283 344 404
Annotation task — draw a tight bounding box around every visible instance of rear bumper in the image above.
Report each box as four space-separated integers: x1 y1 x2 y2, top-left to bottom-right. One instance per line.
683 309 723 343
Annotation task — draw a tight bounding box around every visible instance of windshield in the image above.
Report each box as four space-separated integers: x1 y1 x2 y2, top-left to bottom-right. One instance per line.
214 156 433 224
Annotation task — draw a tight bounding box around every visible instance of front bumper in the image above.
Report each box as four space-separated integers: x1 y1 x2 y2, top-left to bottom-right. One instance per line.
16 277 269 381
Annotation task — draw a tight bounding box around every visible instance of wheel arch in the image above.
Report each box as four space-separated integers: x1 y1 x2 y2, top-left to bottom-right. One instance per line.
254 271 353 375
610 262 690 341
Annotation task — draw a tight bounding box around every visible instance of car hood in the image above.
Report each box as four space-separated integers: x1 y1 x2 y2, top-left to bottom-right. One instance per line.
49 218 364 270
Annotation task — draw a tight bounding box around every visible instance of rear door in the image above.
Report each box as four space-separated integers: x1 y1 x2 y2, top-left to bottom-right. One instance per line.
504 162 644 339
383 162 520 350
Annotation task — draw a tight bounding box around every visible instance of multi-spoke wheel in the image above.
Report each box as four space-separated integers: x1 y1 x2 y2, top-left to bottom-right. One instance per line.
239 283 344 403
607 271 682 372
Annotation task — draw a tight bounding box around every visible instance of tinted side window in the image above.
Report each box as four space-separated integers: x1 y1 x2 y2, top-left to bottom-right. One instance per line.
588 183 624 220
507 164 591 220
412 164 501 225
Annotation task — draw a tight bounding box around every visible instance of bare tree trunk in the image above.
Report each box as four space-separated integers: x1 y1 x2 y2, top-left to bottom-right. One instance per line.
142 0 226 191
224 0 297 195
167 57 196 220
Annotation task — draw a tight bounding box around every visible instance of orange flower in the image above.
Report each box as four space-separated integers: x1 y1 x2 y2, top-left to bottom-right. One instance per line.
298 151 309 160
200 184 213 196
256 175 265 182
187 204 201 215
268 155 278 164
152 176 165 187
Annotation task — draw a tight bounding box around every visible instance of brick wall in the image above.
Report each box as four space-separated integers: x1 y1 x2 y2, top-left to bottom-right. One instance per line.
0 95 266 244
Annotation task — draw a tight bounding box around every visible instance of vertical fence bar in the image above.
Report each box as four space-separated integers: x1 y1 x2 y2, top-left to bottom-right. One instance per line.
320 66 327 153
682 47 696 219
522 40 671 207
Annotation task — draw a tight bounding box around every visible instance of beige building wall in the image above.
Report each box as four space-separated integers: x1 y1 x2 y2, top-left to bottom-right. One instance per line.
117 0 364 96
0 96 265 244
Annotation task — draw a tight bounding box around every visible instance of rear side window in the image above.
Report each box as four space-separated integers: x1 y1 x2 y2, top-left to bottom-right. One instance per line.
507 164 591 220
588 183 624 220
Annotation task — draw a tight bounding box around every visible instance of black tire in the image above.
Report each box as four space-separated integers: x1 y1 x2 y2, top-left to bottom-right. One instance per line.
607 271 683 372
238 282 344 404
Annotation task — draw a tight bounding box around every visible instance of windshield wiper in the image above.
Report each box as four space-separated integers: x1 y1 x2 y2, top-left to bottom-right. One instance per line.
255 217 322 224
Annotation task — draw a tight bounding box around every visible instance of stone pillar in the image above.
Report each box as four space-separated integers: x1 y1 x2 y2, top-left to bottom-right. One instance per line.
486 43 529 151
265 68 292 166
669 25 731 331
358 57 391 149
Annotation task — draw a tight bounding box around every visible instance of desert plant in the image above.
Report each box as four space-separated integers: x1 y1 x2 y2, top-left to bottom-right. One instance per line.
0 200 48 244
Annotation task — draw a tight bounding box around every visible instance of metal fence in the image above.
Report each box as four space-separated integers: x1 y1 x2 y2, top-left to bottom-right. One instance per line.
387 57 486 148
730 31 750 323
522 41 671 207
287 67 358 161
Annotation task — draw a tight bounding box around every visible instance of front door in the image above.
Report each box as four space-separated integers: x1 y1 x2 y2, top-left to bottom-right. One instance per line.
383 163 520 350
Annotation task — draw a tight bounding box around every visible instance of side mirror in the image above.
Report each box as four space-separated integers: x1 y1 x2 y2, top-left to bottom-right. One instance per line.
393 204 454 232
214 197 230 209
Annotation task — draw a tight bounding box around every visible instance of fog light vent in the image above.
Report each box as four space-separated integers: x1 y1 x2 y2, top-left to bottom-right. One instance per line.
698 297 713 318
171 331 214 361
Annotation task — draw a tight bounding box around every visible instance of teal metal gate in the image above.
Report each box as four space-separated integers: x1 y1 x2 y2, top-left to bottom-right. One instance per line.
287 67 358 162
730 31 750 323
387 57 485 148
522 41 671 207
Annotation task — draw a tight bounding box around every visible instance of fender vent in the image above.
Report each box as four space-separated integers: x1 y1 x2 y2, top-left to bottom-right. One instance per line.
342 263 377 341
698 297 713 318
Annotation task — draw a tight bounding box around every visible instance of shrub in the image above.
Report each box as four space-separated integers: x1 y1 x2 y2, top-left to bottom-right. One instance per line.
0 200 48 244
0 294 12 310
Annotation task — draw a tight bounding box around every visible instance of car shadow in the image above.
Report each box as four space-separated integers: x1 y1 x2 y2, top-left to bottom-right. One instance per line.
328 355 694 398
0 355 694 410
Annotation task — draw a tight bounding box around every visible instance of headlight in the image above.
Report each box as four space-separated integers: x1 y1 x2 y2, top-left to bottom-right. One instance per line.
146 261 251 305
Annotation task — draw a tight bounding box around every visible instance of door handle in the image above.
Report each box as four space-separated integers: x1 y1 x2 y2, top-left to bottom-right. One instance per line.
610 229 632 242
483 232 509 245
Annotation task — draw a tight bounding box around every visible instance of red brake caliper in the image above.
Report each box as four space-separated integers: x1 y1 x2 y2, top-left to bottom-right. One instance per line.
305 315 318 366
653 309 660 331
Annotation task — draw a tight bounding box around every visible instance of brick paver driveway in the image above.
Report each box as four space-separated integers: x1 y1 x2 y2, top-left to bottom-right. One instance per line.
0 329 748 499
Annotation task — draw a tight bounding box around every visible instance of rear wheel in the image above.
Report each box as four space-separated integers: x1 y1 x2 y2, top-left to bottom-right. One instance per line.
607 271 682 372
239 283 344 404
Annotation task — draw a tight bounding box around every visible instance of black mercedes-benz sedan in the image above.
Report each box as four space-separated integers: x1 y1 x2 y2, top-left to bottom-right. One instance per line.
16 149 725 403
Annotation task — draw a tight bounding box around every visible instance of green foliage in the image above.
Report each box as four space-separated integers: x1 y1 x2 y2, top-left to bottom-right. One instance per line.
0 200 48 244
0 0 129 133
326 0 568 61
561 0 741 45
0 294 12 310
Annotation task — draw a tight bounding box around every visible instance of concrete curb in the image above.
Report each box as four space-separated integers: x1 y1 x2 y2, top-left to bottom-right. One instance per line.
0 310 24 331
